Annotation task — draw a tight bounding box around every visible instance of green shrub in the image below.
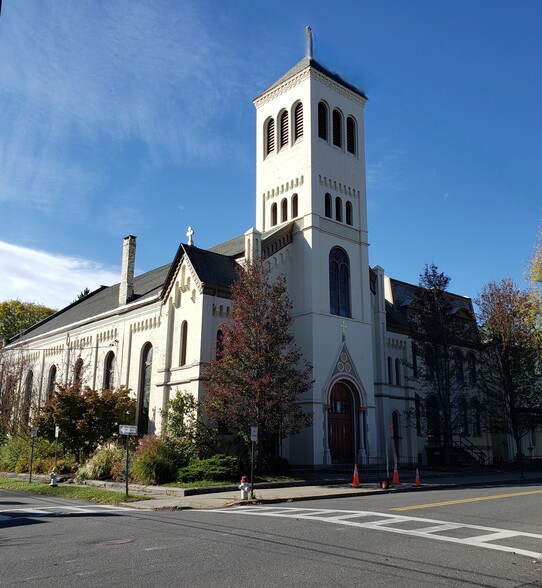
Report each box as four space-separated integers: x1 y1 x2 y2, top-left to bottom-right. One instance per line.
131 435 177 485
177 454 241 483
0 433 76 474
76 446 125 481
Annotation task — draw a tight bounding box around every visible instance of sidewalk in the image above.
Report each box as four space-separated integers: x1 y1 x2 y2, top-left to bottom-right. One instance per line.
117 469 542 510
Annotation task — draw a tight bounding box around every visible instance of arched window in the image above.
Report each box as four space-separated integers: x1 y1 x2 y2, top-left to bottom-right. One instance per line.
324 193 332 218
392 411 400 457
387 357 393 385
318 101 328 140
345 201 353 226
467 353 477 384
138 343 153 435
279 110 289 150
395 358 402 386
74 358 83 387
291 193 298 218
104 351 116 390
471 399 482 436
281 198 288 222
459 396 469 435
346 116 356 154
265 118 275 157
216 329 224 360
335 197 342 222
293 102 303 142
455 350 464 384
332 109 342 147
271 203 278 226
329 247 351 317
180 321 188 366
23 370 33 422
47 365 57 400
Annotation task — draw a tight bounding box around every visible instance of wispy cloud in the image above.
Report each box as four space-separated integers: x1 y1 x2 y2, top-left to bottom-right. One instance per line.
0 241 120 309
0 2 249 211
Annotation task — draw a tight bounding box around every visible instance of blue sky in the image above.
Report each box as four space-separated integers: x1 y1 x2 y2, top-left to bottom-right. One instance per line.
1 1 541 309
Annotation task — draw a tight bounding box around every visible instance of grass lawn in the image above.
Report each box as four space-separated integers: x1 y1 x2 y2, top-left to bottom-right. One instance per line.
0 477 149 505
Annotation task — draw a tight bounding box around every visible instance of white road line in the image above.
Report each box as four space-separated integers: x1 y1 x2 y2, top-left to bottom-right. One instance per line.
206 506 542 560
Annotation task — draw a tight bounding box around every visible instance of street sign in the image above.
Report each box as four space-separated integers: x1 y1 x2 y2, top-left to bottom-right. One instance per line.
250 426 258 442
119 424 138 436
31 427 38 438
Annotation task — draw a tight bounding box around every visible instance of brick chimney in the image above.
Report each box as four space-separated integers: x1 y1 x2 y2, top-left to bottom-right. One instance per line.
119 235 136 306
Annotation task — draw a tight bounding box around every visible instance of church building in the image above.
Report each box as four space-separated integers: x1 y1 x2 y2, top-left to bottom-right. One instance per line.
4 31 496 467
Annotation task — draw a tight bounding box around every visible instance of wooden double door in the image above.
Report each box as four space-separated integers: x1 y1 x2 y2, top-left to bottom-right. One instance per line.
328 383 355 464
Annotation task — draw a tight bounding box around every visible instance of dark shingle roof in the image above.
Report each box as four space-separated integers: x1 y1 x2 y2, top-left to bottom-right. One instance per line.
255 57 367 101
183 245 239 289
8 264 171 343
208 235 245 257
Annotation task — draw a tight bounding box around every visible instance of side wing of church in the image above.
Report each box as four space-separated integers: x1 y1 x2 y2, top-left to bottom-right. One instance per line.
3 35 500 468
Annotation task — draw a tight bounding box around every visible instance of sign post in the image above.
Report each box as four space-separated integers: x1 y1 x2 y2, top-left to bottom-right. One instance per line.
250 426 258 497
29 427 38 483
119 425 138 499
54 425 60 471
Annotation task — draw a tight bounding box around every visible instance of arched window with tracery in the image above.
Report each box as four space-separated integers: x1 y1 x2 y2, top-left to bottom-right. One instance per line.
271 203 278 226
332 109 343 147
281 198 288 223
138 343 153 435
104 351 116 390
395 358 402 386
293 102 303 142
318 101 328 141
346 116 356 154
335 197 342 222
291 193 298 218
324 193 332 218
180 321 188 366
279 110 288 150
265 117 275 157
329 247 351 317
346 201 353 226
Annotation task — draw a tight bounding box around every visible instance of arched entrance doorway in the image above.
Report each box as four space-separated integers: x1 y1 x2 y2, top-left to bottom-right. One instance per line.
328 383 355 464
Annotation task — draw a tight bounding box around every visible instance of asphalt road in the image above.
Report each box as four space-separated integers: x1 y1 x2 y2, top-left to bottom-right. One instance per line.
1 483 542 587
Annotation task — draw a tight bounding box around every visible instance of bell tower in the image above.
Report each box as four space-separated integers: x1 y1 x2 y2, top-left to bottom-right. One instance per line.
253 29 376 466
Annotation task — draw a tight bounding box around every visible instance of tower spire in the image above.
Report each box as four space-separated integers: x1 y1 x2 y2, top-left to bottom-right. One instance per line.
305 26 313 59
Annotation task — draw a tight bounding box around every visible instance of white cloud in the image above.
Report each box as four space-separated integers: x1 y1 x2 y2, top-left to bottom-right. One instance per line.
0 241 120 309
0 2 250 209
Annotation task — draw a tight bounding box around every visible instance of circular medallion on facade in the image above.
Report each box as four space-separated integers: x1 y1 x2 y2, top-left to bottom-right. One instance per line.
345 363 351 372
340 352 348 362
337 362 344 371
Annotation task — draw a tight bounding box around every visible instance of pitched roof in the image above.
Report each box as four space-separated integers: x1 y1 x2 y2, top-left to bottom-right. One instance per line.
8 264 171 344
255 57 367 101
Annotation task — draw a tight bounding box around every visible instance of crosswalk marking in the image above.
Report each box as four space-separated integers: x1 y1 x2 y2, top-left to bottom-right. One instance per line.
207 506 542 560
0 505 132 519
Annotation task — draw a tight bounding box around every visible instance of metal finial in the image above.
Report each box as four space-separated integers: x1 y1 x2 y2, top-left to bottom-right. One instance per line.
305 26 313 59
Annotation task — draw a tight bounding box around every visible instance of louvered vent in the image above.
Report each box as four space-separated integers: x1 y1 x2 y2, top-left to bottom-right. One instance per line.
266 119 275 156
347 117 356 154
280 111 289 149
318 102 328 140
294 103 303 141
333 109 342 147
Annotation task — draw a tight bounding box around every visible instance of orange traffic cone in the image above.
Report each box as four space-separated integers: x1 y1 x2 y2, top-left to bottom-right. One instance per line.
415 468 421 487
352 463 361 488
392 464 400 485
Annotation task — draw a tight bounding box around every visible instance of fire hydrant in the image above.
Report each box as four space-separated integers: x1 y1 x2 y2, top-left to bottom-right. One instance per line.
49 471 58 487
239 475 250 500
